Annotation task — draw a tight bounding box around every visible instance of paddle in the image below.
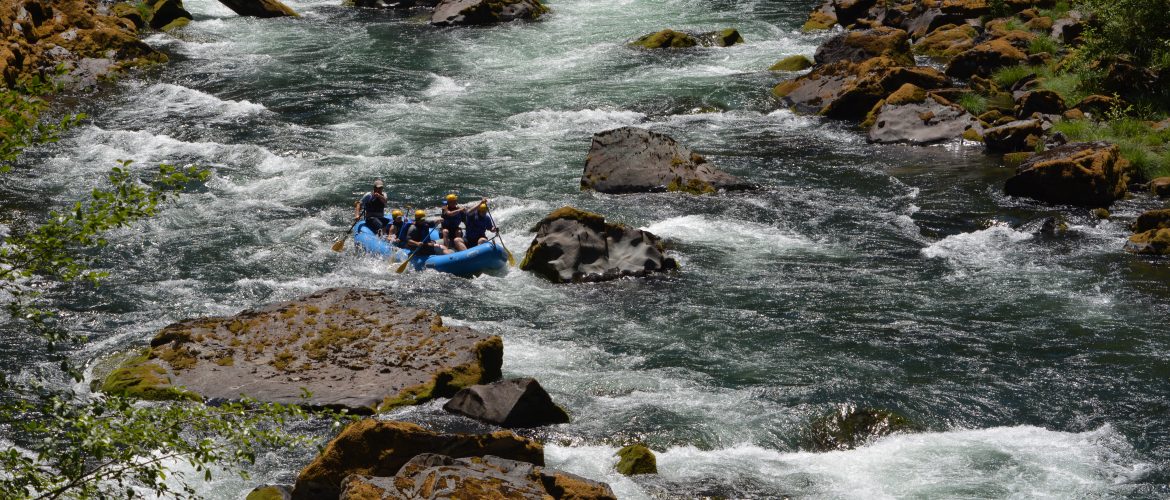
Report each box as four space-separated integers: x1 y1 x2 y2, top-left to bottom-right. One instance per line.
331 219 360 252
396 223 433 273
485 206 515 267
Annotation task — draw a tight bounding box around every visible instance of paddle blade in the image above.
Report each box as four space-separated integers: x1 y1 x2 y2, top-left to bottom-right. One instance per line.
331 236 346 252
505 247 515 267
395 257 412 273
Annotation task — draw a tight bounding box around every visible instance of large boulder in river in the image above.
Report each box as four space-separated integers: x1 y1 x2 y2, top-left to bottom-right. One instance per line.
217 0 299 17
520 207 677 283
100 288 502 413
773 56 949 120
1003 141 1131 207
866 84 983 144
292 419 544 500
615 444 657 475
444 377 570 428
804 405 920 452
581 127 752 194
340 454 617 500
1125 209 1170 256
431 0 548 26
814 26 913 66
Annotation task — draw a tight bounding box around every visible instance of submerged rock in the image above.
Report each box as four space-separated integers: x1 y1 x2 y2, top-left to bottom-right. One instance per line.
431 0 548 26
805 405 920 452
340 454 617 500
100 288 503 413
520 207 678 283
1004 141 1131 207
581 127 753 194
444 377 570 428
292 419 544 500
614 444 657 475
217 0 299 18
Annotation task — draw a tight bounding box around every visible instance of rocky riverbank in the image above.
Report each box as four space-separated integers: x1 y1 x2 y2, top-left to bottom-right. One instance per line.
779 0 1170 254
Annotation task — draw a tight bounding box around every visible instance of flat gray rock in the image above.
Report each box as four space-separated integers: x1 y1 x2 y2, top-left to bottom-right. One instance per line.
868 96 982 145
101 288 502 413
581 127 753 194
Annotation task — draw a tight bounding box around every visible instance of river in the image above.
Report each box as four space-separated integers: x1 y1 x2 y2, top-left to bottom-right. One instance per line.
7 0 1170 497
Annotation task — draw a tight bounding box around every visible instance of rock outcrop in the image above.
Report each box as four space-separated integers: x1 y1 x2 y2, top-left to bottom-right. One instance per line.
443 377 570 428
292 419 544 500
773 56 949 120
0 0 168 89
814 26 912 66
913 23 977 59
865 84 982 144
1003 141 1131 207
581 127 752 194
431 0 548 26
339 454 617 500
218 0 299 18
804 405 920 452
1150 177 1170 198
614 444 657 476
1125 209 1170 256
1015 89 1065 118
945 38 1028 79
101 288 503 413
520 207 677 283
982 118 1047 153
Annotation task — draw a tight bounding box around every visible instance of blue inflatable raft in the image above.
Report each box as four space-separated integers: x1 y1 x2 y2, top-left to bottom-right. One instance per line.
352 219 508 276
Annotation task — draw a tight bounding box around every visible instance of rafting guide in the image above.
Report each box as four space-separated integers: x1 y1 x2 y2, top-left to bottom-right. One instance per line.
353 179 389 236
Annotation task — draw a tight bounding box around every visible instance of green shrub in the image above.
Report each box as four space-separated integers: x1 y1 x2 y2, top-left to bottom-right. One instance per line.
958 93 988 115
992 65 1035 89
1028 36 1059 56
1050 118 1170 179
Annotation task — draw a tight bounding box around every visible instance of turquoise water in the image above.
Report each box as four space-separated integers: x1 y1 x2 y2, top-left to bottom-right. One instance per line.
5 0 1170 497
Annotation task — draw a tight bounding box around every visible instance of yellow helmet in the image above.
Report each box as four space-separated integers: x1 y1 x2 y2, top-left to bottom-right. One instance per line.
446 193 458 201
391 209 403 217
414 209 426 219
477 204 488 213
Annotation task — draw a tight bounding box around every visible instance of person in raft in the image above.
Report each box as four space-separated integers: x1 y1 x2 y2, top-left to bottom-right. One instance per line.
463 200 498 246
353 179 389 236
406 209 452 255
440 193 467 250
384 209 405 243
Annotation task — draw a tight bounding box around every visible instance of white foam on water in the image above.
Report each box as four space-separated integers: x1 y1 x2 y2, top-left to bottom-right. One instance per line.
128 82 268 122
921 225 1035 268
423 73 469 98
505 108 648 134
545 425 1147 499
643 215 821 254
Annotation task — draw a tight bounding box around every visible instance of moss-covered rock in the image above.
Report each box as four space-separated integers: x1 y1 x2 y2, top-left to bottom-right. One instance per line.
101 288 503 413
1126 227 1170 255
775 56 950 120
1004 141 1131 207
914 23 978 59
630 29 697 49
770 55 814 72
946 38 1029 79
218 0 299 18
1149 177 1170 198
245 485 292 500
815 26 914 66
615 444 657 475
805 405 921 452
149 0 192 31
